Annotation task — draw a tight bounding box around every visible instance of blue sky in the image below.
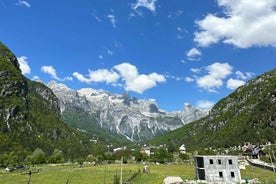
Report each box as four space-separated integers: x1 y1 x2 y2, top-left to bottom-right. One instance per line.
1 0 276 111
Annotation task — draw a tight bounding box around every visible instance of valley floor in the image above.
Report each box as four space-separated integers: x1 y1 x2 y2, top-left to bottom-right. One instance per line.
0 163 276 184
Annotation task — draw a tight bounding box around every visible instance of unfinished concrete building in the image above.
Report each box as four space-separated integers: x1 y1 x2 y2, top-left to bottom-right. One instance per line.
194 155 241 183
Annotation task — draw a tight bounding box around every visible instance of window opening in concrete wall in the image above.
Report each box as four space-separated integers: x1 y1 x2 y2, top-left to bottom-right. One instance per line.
218 159 221 164
198 169 206 180
196 157 204 168
231 172 235 178
228 159 233 165
209 159 213 164
219 172 223 178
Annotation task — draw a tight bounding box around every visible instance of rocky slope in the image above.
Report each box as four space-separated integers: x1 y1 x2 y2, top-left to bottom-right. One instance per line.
0 42 89 158
48 81 208 142
151 68 276 150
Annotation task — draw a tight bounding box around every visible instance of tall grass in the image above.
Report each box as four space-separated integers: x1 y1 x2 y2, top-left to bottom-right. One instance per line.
0 163 275 184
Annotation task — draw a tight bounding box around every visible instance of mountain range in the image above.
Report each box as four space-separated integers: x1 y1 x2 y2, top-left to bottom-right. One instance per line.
1 41 275 159
47 81 208 142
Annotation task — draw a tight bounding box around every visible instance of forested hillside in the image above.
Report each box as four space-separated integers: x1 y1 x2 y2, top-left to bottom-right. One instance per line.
151 68 276 150
0 42 91 163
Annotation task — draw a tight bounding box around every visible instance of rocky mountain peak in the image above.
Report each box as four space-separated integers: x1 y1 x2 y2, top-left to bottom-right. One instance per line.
48 81 208 142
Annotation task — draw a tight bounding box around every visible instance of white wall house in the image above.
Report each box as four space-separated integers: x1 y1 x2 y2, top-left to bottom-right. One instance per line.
194 155 241 184
179 144 186 154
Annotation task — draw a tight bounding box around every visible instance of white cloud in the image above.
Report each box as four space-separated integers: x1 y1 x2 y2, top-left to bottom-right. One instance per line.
180 59 186 64
107 14 116 28
196 62 233 92
235 71 254 80
176 27 187 39
132 0 157 16
98 55 103 60
41 65 72 81
186 48 202 61
177 27 187 33
31 75 40 81
114 41 123 48
185 77 194 83
196 100 215 110
225 71 254 89
41 66 59 80
190 68 201 73
114 62 166 93
73 69 120 84
16 0 31 8
176 35 184 40
107 49 114 55
73 62 165 93
227 78 245 90
91 11 102 22
17 56 31 75
194 0 276 48
168 10 184 19
165 73 181 81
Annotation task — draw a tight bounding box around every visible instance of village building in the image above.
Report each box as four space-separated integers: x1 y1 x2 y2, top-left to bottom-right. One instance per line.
179 144 186 154
140 146 151 157
194 155 241 184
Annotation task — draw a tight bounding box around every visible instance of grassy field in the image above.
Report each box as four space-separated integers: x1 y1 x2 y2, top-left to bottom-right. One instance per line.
0 163 276 184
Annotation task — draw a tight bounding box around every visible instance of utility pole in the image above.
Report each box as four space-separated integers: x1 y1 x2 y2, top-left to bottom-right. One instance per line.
120 157 123 184
269 147 275 173
22 169 39 184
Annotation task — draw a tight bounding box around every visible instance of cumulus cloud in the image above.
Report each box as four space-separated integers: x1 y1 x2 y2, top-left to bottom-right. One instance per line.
186 48 202 61
196 100 215 109
196 62 233 92
194 0 276 48
227 78 245 90
17 56 31 75
73 69 120 84
132 0 157 16
226 71 254 89
16 0 31 8
41 66 72 81
114 63 166 93
73 62 166 94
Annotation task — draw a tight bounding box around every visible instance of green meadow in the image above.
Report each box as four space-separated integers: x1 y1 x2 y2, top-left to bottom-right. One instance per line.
0 163 276 184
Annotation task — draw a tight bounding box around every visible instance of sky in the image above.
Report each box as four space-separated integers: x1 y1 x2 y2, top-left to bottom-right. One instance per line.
1 0 276 112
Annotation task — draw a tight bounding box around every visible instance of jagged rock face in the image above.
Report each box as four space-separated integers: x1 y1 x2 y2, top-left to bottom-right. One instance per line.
48 81 208 141
178 103 209 124
0 43 28 132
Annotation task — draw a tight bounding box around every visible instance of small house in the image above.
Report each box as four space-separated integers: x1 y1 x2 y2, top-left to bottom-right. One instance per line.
179 144 186 154
194 155 241 183
140 146 151 157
